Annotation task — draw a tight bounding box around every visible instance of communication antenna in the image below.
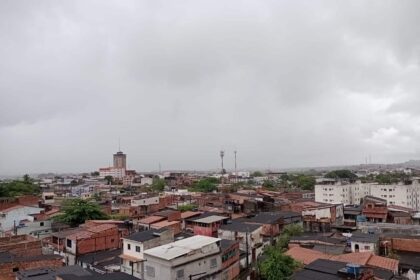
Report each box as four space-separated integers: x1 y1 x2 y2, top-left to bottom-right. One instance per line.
220 150 225 174
234 150 238 183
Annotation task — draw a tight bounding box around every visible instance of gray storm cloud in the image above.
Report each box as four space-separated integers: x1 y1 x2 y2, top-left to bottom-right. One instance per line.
1 0 420 175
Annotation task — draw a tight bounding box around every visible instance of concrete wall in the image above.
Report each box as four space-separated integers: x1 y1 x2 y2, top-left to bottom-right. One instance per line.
0 206 43 232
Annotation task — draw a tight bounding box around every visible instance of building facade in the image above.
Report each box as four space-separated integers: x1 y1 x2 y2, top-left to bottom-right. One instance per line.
315 182 420 210
143 235 222 280
113 151 127 169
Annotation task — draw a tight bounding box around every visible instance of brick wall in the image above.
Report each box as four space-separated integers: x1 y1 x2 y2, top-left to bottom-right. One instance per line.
0 235 42 257
76 227 120 255
0 257 62 280
390 238 420 253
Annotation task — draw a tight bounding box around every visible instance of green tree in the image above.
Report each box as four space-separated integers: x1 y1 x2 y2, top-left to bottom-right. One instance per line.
251 171 264 177
54 199 109 226
282 223 304 237
262 180 277 190
177 204 197 212
104 176 113 185
151 178 166 192
91 171 100 176
294 175 316 190
0 177 40 197
23 174 31 183
277 223 304 250
325 170 357 180
189 178 218 192
259 247 299 280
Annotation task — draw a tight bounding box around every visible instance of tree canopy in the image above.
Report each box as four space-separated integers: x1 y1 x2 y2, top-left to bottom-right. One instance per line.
293 175 316 190
325 170 357 180
258 223 303 279
0 175 40 197
151 177 166 192
104 175 113 185
177 204 197 212
251 171 264 177
189 178 219 192
262 180 277 190
259 247 299 280
54 199 108 226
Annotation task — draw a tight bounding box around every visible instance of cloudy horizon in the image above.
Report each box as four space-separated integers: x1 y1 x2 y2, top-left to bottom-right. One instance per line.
1 1 420 175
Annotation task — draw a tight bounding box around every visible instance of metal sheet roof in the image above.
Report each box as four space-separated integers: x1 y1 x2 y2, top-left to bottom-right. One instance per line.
193 215 227 224
144 235 220 261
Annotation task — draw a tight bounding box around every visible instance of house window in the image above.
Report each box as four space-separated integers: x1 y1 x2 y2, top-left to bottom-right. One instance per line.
146 266 155 277
177 269 184 278
12 267 19 272
66 239 72 248
210 258 217 268
136 246 141 252
40 222 44 226
127 243 131 250
364 245 370 250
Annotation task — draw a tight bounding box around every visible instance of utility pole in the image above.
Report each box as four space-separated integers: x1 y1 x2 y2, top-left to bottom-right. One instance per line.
220 150 225 187
246 231 250 269
234 150 237 184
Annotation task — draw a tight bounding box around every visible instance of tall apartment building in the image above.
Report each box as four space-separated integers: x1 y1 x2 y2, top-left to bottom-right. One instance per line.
315 182 420 210
99 167 126 179
113 151 127 169
315 184 370 205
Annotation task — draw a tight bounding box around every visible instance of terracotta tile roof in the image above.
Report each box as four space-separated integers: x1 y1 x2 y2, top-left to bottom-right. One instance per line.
87 224 116 233
285 246 329 265
138 215 165 225
285 246 399 272
180 211 202 219
150 220 180 229
367 255 399 272
67 230 93 240
330 251 372 265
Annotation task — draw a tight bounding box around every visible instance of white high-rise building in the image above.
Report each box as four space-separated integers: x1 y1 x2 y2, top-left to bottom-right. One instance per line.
315 182 420 210
315 183 370 205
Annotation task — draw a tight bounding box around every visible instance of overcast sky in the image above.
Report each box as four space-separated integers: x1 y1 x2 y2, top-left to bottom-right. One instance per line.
1 1 420 175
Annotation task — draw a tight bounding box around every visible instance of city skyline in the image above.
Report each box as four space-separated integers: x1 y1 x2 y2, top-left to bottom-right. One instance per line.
2 1 420 174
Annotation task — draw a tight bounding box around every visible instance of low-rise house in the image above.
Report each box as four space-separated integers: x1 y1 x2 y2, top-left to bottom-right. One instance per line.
0 235 63 280
289 234 347 255
361 196 388 223
239 211 302 240
0 205 45 236
150 220 181 235
286 246 399 274
220 239 240 280
17 266 139 280
136 215 165 230
218 221 263 268
185 212 229 236
343 205 362 228
65 224 120 265
120 228 174 278
180 211 202 230
16 265 91 280
77 248 122 273
41 192 55 204
350 232 379 253
143 235 222 280
50 224 121 265
301 203 344 232
292 259 394 280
